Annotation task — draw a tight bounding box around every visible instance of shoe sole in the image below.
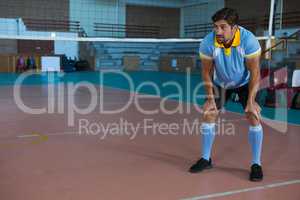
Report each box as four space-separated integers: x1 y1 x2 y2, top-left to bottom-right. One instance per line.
250 177 263 182
189 165 213 173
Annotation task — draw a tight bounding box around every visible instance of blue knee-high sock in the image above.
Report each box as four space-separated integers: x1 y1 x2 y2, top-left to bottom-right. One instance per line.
248 125 263 165
201 123 216 160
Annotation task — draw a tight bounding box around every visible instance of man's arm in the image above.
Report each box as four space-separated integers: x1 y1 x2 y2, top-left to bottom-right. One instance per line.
201 57 219 120
245 55 261 122
246 55 260 104
201 58 214 99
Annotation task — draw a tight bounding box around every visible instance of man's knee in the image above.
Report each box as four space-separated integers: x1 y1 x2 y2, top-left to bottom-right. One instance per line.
246 112 260 126
203 110 219 122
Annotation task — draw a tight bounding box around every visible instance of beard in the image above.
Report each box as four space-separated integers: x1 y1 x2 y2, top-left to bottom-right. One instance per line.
216 36 225 43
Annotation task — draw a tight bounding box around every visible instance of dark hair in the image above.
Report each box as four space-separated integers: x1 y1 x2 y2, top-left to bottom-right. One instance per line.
212 8 239 26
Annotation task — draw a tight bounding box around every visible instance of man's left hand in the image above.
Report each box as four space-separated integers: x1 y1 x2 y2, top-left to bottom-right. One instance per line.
245 101 261 121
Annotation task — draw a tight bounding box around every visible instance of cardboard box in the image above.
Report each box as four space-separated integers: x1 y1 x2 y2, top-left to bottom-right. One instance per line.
159 55 197 72
123 56 140 71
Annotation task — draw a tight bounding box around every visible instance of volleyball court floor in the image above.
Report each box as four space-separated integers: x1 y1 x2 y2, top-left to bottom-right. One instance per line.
0 82 299 200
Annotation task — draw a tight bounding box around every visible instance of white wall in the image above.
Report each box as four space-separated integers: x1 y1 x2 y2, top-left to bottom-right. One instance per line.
0 18 78 58
54 39 78 59
0 18 18 35
70 0 121 36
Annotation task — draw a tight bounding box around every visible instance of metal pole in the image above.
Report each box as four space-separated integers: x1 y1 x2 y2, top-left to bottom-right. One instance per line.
266 0 276 60
279 0 283 30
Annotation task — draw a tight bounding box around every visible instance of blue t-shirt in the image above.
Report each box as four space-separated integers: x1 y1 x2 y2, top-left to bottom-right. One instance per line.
199 26 261 89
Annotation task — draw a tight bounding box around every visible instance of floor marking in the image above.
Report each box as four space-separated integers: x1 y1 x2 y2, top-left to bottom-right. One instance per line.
17 131 78 138
181 179 300 200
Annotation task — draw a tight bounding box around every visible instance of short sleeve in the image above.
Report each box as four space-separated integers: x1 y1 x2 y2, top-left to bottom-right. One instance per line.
244 32 261 59
199 35 213 60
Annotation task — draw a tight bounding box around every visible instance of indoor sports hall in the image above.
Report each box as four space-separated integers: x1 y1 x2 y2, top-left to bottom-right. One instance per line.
0 0 299 199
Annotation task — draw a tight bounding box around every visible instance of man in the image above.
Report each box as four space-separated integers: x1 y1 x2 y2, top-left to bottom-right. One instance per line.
189 8 263 182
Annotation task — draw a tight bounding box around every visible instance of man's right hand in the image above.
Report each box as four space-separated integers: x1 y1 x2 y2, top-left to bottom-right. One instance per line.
203 98 218 116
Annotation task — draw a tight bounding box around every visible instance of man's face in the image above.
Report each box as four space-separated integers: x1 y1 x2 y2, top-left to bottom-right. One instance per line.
213 20 236 44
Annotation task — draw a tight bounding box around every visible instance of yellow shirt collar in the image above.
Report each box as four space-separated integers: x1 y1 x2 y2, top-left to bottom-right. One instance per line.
214 28 241 48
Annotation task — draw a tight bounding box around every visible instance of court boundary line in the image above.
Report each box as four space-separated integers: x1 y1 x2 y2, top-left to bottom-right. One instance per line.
17 131 78 138
181 179 300 200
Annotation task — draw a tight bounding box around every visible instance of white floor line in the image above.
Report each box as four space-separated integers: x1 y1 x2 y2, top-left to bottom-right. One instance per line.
181 179 300 200
17 131 78 138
